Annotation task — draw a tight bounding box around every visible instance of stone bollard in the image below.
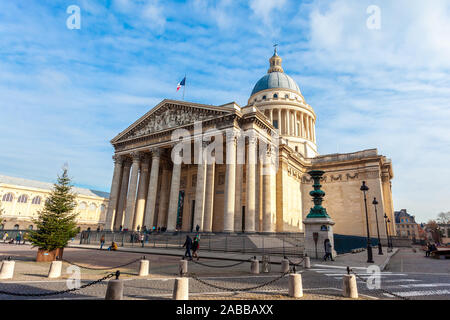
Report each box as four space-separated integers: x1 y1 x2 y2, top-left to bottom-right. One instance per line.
0 260 15 280
303 256 311 269
288 274 303 298
342 274 358 299
250 258 259 274
179 259 188 275
281 259 289 273
173 277 189 300
47 260 62 278
139 259 150 277
105 272 123 300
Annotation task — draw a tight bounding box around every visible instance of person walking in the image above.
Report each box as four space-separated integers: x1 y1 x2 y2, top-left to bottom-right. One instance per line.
323 239 334 261
100 234 105 250
139 233 145 247
183 235 193 260
192 234 200 260
15 232 21 245
425 242 432 257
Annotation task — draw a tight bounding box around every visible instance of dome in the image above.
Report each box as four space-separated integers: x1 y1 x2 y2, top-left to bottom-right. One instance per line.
251 72 301 96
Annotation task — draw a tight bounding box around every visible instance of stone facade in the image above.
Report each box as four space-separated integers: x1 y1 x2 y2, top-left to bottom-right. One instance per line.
0 175 109 230
105 51 397 236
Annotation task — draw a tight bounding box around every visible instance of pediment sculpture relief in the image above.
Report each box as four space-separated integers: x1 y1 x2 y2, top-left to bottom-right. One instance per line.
124 106 221 140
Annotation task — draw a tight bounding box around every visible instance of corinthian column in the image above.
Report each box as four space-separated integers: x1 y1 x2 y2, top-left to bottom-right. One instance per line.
133 155 150 230
166 161 182 231
193 142 208 231
245 134 257 233
203 159 215 232
123 152 141 230
223 131 237 232
143 148 161 229
262 146 274 233
105 155 123 231
114 159 131 230
157 165 171 228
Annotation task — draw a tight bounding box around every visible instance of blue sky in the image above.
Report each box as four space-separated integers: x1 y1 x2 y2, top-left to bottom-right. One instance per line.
1 0 449 223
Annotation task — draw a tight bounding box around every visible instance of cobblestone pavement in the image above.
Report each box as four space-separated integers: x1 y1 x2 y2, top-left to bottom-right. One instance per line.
1 245 448 300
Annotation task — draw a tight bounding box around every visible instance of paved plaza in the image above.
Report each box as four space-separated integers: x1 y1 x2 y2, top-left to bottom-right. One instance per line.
0 244 449 300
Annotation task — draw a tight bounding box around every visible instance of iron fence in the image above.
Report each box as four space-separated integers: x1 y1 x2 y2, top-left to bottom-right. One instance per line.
79 231 305 257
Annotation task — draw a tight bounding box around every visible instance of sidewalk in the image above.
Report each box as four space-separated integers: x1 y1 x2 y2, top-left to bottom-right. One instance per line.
68 242 398 270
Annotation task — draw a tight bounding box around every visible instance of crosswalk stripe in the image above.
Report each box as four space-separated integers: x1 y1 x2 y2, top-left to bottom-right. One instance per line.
390 289 450 297
388 283 450 289
383 279 421 283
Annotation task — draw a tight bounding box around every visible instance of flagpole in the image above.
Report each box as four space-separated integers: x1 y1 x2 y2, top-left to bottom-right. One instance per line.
183 74 186 101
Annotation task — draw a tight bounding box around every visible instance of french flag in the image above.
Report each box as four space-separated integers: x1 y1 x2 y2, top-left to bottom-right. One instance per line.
177 76 186 91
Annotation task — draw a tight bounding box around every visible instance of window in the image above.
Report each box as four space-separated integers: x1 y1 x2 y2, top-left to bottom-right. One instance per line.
273 93 278 99
17 195 28 203
262 95 266 100
28 225 33 230
273 120 278 129
14 224 19 230
295 146 298 152
89 204 97 211
2 193 13 202
32 196 41 205
285 94 289 99
79 202 87 210
0 224 4 230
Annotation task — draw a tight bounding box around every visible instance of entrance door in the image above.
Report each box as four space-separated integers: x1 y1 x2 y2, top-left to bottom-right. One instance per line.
242 206 245 232
176 191 185 230
190 200 195 232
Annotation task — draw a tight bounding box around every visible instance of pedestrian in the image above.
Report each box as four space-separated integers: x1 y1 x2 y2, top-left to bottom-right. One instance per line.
119 225 123 232
139 233 145 247
323 239 334 261
3 232 8 243
425 242 431 257
15 232 21 245
183 235 193 260
192 234 200 260
100 234 105 250
195 224 200 233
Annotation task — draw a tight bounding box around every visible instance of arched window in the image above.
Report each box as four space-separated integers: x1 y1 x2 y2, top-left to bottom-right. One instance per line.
79 202 87 210
32 196 41 205
89 204 97 211
14 224 19 230
262 95 266 100
273 93 278 99
2 193 14 202
28 225 34 230
285 94 289 99
17 195 28 203
0 224 4 230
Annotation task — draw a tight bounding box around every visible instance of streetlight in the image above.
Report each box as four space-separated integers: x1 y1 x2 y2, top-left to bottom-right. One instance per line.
383 213 390 252
360 181 374 263
372 197 383 255
387 218 393 251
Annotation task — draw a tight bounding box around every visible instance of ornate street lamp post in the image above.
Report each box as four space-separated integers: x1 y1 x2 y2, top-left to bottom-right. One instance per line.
360 181 374 263
387 218 393 251
372 198 383 255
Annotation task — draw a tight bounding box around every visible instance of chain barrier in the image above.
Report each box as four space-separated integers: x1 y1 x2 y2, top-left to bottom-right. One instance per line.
348 267 409 300
190 258 252 269
287 257 305 267
189 271 290 292
62 257 143 271
0 273 115 297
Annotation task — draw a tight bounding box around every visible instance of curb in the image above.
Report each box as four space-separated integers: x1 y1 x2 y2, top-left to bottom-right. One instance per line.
379 248 399 271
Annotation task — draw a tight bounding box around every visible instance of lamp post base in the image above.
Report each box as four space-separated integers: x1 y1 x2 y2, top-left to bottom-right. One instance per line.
367 245 374 263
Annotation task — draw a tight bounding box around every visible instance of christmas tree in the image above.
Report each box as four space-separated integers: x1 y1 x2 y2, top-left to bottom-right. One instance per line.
28 168 79 255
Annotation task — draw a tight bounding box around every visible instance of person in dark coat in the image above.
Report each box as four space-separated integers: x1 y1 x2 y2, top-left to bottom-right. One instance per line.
183 235 193 260
323 239 334 261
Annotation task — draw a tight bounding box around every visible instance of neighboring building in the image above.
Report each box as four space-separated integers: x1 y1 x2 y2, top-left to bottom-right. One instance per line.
0 174 109 230
104 49 396 237
395 209 420 239
438 224 450 244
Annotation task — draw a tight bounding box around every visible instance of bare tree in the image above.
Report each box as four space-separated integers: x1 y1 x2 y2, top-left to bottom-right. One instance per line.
437 212 450 225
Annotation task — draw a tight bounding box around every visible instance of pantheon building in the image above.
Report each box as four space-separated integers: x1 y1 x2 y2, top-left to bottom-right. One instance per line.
104 50 396 238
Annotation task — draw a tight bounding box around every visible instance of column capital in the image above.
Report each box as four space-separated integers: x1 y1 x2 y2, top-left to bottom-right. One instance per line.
130 152 142 163
150 147 161 158
248 135 258 145
112 155 123 165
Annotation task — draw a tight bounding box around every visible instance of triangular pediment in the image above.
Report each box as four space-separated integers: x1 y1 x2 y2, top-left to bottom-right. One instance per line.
111 99 236 144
